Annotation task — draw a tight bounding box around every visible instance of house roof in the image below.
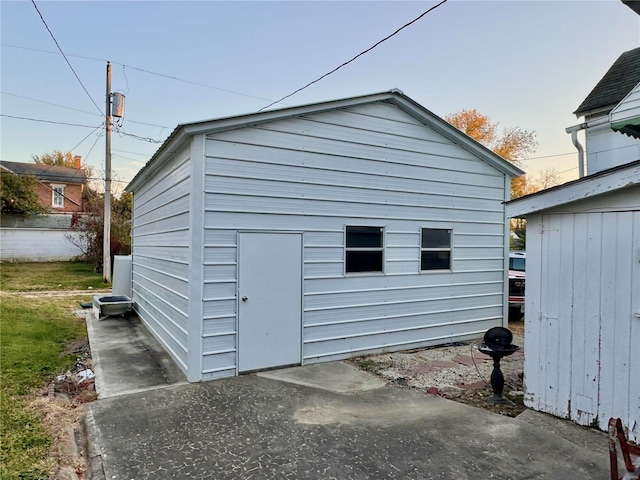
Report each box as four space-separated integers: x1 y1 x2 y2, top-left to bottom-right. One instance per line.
505 159 640 217
622 0 640 15
0 160 87 184
573 47 640 117
127 90 524 191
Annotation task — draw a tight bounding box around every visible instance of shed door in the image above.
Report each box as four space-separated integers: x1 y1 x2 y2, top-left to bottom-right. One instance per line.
238 232 302 373
538 211 640 432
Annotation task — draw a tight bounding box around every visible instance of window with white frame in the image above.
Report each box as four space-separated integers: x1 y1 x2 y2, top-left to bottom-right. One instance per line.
345 226 384 273
51 185 65 208
421 228 451 271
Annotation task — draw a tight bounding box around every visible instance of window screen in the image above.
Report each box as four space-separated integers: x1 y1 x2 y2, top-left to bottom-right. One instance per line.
345 226 383 273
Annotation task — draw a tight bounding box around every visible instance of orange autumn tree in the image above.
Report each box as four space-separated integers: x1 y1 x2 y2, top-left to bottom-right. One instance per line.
445 109 542 199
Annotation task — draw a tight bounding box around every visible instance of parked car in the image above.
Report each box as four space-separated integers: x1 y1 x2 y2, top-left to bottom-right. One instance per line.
508 251 526 320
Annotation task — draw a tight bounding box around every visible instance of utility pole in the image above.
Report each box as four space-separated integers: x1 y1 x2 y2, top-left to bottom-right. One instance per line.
104 61 112 283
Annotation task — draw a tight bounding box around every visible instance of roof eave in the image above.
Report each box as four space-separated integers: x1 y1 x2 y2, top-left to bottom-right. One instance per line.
505 160 640 217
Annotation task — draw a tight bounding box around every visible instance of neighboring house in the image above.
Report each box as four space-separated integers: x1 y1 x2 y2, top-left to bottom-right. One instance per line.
567 47 640 176
126 90 524 382
0 158 87 261
0 158 88 213
506 49 640 442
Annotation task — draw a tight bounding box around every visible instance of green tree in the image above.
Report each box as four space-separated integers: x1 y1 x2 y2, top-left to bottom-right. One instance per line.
32 149 94 179
32 149 75 167
0 171 48 215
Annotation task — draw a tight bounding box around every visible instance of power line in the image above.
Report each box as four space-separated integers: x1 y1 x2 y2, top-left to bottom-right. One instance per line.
120 64 278 103
83 129 103 162
1 43 280 105
1 114 102 129
1 91 169 129
113 126 163 144
68 124 104 153
0 167 132 185
30 0 102 115
2 114 161 144
2 91 102 117
112 148 151 157
259 0 449 111
524 152 576 161
112 152 146 164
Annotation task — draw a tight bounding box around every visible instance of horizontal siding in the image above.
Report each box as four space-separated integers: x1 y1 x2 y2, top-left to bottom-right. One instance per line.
201 101 508 372
131 144 192 375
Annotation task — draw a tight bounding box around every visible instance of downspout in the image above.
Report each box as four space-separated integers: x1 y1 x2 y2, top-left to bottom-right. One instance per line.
565 117 610 178
565 124 586 178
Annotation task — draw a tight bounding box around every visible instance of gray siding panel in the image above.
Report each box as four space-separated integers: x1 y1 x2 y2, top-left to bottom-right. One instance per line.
201 101 507 371
131 144 192 375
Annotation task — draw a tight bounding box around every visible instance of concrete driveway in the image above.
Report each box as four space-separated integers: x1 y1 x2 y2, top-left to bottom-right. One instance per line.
84 314 611 479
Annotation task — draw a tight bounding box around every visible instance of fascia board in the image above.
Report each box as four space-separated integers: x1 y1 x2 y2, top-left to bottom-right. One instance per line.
506 162 640 218
126 126 187 192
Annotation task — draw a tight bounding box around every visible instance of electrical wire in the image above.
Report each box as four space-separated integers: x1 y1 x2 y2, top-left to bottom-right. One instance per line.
1 167 133 185
1 44 282 105
121 64 277 104
83 129 103 161
30 0 102 115
67 124 104 153
1 91 169 129
112 148 150 156
113 126 163 144
0 114 102 129
524 152 576 161
470 343 489 384
2 114 162 145
259 0 449 111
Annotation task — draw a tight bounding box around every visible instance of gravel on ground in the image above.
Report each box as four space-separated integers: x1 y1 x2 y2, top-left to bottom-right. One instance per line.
349 320 526 417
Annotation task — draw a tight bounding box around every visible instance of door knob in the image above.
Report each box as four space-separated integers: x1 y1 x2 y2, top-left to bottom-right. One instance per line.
242 296 248 302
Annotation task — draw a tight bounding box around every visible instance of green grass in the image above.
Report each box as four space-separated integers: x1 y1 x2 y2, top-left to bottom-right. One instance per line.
0 261 107 291
1 264 94 479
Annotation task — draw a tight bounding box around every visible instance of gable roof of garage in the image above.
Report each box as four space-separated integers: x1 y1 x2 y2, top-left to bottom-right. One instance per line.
127 90 524 192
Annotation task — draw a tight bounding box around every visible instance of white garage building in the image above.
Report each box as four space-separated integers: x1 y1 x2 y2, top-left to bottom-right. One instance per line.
126 90 523 382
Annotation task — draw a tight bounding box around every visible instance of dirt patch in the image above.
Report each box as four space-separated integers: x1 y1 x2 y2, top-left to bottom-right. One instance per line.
30 335 97 479
350 320 526 418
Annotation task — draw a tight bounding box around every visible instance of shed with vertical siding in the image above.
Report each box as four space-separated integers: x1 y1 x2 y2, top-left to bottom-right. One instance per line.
126 90 523 382
506 160 640 442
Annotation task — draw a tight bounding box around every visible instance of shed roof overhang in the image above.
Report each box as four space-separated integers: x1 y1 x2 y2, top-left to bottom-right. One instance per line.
126 90 524 192
505 160 640 218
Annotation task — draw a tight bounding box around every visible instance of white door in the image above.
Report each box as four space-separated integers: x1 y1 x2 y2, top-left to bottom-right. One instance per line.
238 232 302 373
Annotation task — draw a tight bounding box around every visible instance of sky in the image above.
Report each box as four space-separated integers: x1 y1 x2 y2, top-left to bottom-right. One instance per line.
1 0 639 190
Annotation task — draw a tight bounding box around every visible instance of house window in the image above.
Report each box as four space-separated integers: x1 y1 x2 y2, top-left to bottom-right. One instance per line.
421 228 451 271
51 185 65 209
345 226 384 273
